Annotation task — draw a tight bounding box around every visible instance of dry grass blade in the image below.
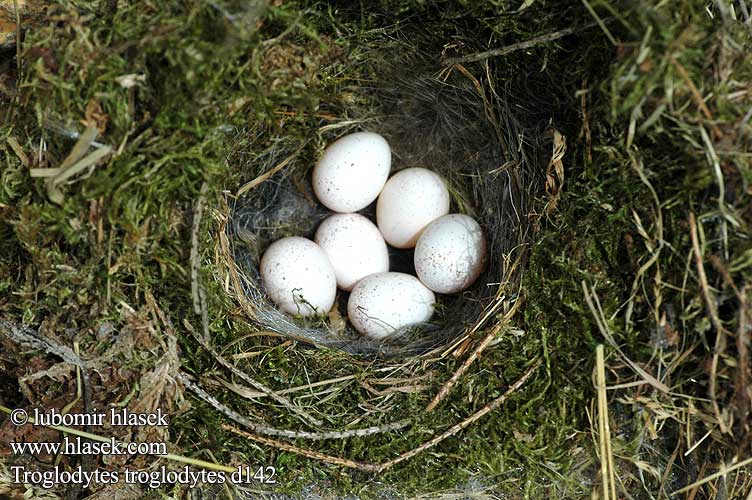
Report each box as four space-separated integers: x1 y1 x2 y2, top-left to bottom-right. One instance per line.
235 141 307 197
28 124 113 204
50 144 112 185
442 20 602 65
6 135 28 166
544 129 566 214
581 0 616 45
217 373 356 399
595 345 617 500
688 211 730 434
59 125 99 170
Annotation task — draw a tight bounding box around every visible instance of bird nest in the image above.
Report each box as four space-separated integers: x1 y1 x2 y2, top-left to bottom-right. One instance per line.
214 64 556 359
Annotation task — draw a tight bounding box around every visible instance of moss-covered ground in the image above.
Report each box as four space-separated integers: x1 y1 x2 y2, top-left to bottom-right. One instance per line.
1 1 751 499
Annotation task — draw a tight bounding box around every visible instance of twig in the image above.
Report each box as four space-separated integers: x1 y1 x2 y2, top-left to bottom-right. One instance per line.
190 181 210 342
219 361 540 473
688 212 730 434
735 286 751 429
184 319 323 427
426 296 523 412
222 424 379 472
0 320 86 369
596 345 617 500
378 360 540 471
442 20 603 65
178 372 410 440
672 455 752 495
685 460 708 500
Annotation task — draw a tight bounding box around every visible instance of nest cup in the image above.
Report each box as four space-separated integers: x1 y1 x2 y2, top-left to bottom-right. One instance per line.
220 64 545 358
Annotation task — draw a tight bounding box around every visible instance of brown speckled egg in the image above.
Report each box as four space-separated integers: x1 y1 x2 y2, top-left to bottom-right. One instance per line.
347 272 435 339
260 237 336 317
414 214 486 294
312 132 391 213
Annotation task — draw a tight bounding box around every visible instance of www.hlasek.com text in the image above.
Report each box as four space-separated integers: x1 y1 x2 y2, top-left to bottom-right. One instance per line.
10 436 167 456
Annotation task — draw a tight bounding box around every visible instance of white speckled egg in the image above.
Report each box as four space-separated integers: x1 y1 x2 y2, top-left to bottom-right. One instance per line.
414 214 487 294
314 213 390 291
260 237 336 317
376 167 450 249
312 132 391 213
347 272 435 339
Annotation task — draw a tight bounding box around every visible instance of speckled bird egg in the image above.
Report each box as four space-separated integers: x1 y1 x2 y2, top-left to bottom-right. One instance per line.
260 237 336 317
314 213 390 291
347 272 435 339
376 167 450 249
312 132 391 213
414 214 487 294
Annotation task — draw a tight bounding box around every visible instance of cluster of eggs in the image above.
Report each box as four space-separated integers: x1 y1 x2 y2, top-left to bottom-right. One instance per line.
259 132 487 340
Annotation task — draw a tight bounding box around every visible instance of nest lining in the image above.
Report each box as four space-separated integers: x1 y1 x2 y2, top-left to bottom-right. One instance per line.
223 67 544 358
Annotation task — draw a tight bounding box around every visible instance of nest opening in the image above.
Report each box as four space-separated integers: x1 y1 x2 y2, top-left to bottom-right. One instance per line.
223 61 546 358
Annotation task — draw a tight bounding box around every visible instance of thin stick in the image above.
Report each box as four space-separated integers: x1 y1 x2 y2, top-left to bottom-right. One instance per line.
378 360 540 471
178 372 409 440
735 285 750 427
222 424 379 472
426 297 523 412
673 456 752 495
218 373 357 399
0 320 86 369
442 21 601 65
688 212 729 434
184 319 322 427
685 460 708 500
190 181 210 342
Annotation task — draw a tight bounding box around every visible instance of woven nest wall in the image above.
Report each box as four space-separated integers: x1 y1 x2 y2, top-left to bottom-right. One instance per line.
216 63 548 358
